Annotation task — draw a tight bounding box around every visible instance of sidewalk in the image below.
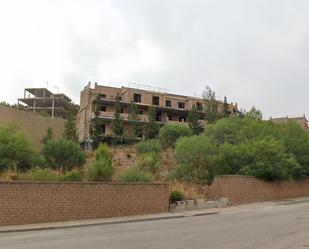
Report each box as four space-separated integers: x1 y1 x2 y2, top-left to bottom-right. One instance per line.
1 196 308 233
0 208 220 233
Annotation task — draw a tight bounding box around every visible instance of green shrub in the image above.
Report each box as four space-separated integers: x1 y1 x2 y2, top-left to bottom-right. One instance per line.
86 158 113 182
169 191 184 203
119 167 152 182
238 138 302 181
42 138 85 173
173 135 217 184
159 124 192 148
136 152 160 174
136 139 160 154
281 121 309 176
0 126 40 172
95 143 113 161
18 168 58 181
58 170 83 181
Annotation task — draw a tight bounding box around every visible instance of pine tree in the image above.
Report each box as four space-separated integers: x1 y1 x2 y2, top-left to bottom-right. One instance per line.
63 107 78 142
245 106 263 120
188 105 204 135
111 93 124 137
128 100 142 137
144 105 159 139
223 96 229 117
90 94 102 149
41 127 54 145
202 86 220 124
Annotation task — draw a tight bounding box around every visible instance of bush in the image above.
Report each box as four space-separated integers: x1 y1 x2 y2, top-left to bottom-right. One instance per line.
136 152 160 174
238 138 302 181
86 158 113 182
119 167 152 182
0 126 40 172
173 136 217 184
18 168 58 181
281 121 309 176
169 191 184 203
136 139 160 155
42 138 85 173
159 124 193 148
58 170 83 181
95 143 113 161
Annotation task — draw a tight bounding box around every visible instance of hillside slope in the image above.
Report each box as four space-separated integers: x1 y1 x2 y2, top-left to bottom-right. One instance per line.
0 106 65 150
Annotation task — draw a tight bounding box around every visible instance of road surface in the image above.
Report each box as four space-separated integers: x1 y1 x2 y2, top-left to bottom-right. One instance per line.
1 200 309 249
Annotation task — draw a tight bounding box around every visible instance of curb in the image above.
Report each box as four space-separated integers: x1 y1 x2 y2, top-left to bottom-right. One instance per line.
0 211 219 233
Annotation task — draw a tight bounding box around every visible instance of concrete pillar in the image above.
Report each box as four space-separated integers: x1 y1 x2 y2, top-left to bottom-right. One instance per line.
51 96 55 118
24 89 26 98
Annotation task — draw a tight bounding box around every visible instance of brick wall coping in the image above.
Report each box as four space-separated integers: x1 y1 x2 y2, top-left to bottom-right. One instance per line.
0 181 168 186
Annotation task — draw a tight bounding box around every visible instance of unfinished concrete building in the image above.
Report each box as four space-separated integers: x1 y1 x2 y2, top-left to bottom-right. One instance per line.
18 88 75 119
77 82 239 148
270 115 309 131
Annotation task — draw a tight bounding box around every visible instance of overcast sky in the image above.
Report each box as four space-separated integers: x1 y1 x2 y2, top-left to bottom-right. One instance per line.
0 0 308 118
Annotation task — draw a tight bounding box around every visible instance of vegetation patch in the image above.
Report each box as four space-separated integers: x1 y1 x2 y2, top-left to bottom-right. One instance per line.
119 167 152 182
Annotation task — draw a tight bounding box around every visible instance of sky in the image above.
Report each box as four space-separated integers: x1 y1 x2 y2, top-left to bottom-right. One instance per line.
0 0 309 118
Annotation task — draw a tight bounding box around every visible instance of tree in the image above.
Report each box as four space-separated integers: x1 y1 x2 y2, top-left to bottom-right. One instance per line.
173 135 217 184
281 121 309 176
85 143 113 181
159 123 192 148
90 94 102 149
128 100 142 137
187 104 204 135
0 126 40 172
63 107 78 142
111 93 124 137
144 105 160 139
42 138 85 173
40 127 54 145
245 106 263 120
223 96 229 117
202 86 220 124
238 138 301 181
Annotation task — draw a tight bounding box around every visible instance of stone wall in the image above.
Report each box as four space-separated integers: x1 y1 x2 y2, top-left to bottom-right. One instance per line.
0 181 169 226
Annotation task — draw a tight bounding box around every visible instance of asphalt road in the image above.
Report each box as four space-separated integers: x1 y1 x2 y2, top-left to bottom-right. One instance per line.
1 201 309 249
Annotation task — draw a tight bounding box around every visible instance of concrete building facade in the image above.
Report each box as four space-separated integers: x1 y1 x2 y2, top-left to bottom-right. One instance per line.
77 82 239 148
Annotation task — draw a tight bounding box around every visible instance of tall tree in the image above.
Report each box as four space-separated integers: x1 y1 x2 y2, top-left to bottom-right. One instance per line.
63 107 78 142
41 127 54 145
144 105 159 139
188 104 204 135
90 94 102 149
111 93 124 137
202 86 220 124
128 100 142 137
223 96 229 117
245 106 263 120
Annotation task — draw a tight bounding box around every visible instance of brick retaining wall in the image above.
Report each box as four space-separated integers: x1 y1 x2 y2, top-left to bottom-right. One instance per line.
0 181 169 226
208 175 309 205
